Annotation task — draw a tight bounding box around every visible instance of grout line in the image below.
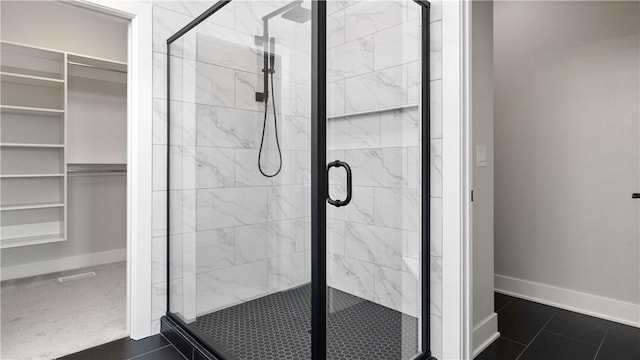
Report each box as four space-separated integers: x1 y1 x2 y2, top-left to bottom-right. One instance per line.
515 312 558 360
128 344 171 360
544 329 600 347
592 330 608 360
495 296 515 313
500 337 528 347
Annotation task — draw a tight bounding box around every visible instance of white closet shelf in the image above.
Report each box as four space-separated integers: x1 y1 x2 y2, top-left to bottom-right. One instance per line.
0 174 64 178
0 202 64 211
0 105 64 115
1 72 64 88
1 234 65 249
0 143 64 148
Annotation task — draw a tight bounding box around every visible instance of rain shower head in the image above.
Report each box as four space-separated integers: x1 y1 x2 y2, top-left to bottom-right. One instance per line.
281 5 311 23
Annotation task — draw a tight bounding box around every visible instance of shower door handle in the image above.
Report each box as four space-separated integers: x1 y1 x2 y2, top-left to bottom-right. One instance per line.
326 160 352 207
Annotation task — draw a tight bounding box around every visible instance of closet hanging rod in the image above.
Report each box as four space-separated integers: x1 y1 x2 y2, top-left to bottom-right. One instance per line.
67 61 127 74
67 169 127 174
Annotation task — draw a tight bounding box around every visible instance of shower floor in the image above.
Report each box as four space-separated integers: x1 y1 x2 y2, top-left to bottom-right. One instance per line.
189 284 419 360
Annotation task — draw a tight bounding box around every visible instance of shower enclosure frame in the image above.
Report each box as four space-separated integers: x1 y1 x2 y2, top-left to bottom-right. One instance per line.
162 1 435 359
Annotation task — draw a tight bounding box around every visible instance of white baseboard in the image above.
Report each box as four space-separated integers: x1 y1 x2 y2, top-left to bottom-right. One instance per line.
1 248 126 281
495 274 640 328
472 312 499 358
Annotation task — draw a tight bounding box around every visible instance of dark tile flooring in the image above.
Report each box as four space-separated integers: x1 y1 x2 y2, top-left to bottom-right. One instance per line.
58 335 185 360
477 292 640 360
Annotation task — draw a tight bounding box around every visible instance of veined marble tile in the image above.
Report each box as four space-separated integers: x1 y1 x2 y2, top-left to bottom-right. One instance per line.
328 9 346 48
182 189 197 234
328 254 374 301
403 230 420 260
155 1 235 29
157 100 184 146
407 0 422 21
328 112 381 150
182 59 197 104
235 223 272 265
296 217 312 251
195 62 235 107
274 78 298 117
151 233 184 283
234 149 271 187
196 105 260 148
152 190 184 237
373 264 419 318
327 185 374 225
182 275 197 322
431 255 443 316
430 139 443 197
268 251 309 293
327 0 350 15
407 61 421 105
234 70 262 113
182 233 197 279
328 218 347 256
430 197 443 257
196 187 268 230
280 116 311 151
407 145 421 190
328 43 346 82
181 102 197 147
430 79 443 139
268 185 306 221
196 260 268 315
153 6 191 56
270 219 305 256
196 228 235 274
373 19 420 71
154 52 183 101
268 150 299 186
345 1 406 42
328 80 346 117
345 65 408 113
346 147 407 188
195 147 235 189
296 83 311 117
337 35 375 79
430 20 442 80
285 48 311 85
152 145 180 191
182 146 198 190
345 222 405 271
373 187 420 231
295 150 311 184
197 33 260 73
380 106 420 147
151 281 167 321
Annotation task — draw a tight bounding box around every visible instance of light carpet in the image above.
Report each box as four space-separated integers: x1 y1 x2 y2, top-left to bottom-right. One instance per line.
1 262 127 360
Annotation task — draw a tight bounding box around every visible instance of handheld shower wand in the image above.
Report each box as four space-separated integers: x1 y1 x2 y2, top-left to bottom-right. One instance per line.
257 37 282 177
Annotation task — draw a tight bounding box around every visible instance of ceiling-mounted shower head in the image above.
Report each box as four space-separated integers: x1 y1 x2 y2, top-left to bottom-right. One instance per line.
281 4 311 23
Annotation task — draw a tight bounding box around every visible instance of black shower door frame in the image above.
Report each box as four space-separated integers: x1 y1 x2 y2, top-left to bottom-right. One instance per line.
165 1 434 360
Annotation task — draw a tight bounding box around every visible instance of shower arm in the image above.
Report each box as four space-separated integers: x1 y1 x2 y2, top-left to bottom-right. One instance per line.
254 1 303 103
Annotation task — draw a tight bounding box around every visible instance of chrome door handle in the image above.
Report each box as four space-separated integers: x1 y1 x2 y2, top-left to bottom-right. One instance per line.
326 160 352 207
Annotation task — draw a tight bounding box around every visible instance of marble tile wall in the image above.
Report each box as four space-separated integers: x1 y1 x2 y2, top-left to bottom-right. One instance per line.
150 1 443 358
324 1 443 357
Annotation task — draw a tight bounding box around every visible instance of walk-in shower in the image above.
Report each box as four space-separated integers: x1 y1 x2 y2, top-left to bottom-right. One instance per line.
162 1 435 359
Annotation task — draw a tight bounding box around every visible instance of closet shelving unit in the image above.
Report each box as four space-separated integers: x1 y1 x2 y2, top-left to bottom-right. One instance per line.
0 40 127 248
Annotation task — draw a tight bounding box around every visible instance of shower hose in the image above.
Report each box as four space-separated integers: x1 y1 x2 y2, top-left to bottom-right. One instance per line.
258 71 283 177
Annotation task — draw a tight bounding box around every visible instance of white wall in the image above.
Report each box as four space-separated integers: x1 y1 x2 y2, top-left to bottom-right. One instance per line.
0 1 127 62
494 1 640 324
471 0 496 355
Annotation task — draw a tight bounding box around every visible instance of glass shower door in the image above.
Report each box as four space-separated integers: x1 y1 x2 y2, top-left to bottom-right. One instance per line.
166 1 313 358
322 1 430 359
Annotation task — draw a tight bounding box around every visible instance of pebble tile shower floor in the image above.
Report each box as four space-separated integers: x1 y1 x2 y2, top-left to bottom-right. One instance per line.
189 284 419 360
